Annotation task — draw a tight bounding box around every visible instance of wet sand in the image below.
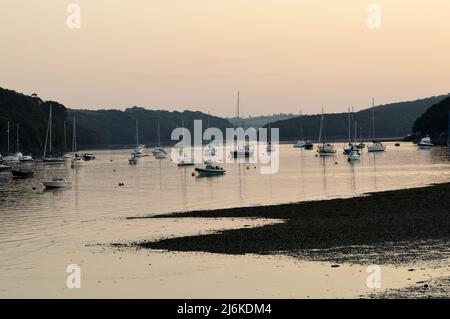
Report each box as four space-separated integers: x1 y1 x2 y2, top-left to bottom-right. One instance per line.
133 182 450 298
136 182 450 260
4 216 435 299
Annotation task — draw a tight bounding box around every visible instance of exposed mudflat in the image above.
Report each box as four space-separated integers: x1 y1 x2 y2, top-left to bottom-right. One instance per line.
134 183 450 263
130 183 450 298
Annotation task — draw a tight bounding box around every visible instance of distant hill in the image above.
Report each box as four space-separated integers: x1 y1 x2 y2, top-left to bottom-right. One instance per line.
2 86 449 153
0 87 231 154
412 96 450 145
68 107 230 148
227 114 297 128
266 95 450 142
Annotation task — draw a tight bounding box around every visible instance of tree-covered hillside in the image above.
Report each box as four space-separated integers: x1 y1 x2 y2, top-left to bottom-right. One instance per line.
412 96 450 145
68 107 231 148
267 95 450 141
0 88 66 155
0 87 232 154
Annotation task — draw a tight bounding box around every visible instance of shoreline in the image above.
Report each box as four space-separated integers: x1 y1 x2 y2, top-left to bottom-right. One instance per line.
134 182 450 265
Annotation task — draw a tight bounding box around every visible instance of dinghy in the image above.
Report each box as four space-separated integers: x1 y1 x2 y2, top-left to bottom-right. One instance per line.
43 178 72 189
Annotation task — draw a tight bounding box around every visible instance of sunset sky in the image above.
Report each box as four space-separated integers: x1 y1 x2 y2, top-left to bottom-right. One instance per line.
1 0 450 116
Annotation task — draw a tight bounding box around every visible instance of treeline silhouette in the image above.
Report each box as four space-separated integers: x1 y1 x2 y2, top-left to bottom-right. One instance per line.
413 96 450 145
266 94 450 141
0 87 231 154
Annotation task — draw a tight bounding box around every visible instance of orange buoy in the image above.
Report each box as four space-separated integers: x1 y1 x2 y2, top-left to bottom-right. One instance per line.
191 172 196 177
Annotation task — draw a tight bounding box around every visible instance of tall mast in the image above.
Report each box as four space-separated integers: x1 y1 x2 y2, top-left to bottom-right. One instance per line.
372 98 375 140
157 121 161 147
319 108 325 145
43 109 50 158
135 119 139 147
299 109 303 139
16 124 19 152
64 120 67 152
72 116 77 153
49 104 52 154
7 121 10 153
347 108 351 144
236 91 240 128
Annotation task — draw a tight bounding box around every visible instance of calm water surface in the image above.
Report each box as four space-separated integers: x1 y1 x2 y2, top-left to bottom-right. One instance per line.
1 142 450 267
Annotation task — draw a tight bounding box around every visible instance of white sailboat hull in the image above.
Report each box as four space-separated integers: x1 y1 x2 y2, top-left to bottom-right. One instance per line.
317 144 336 156
367 143 386 152
293 140 306 148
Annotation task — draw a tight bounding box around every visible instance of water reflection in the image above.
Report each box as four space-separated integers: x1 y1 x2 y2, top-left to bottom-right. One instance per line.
1 142 450 262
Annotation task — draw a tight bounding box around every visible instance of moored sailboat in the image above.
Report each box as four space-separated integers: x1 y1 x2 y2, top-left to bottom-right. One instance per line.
70 116 86 168
293 109 307 148
131 120 147 157
367 98 386 153
418 136 433 149
153 122 167 159
317 109 336 156
230 92 255 158
43 105 65 164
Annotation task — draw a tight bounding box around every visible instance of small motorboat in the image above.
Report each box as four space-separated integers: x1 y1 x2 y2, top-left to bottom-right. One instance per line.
152 146 167 156
132 145 148 157
3 152 22 162
418 136 433 149
293 140 306 148
317 143 336 156
82 153 95 161
129 156 139 165
12 170 34 179
71 155 86 168
154 151 166 159
0 164 12 172
43 178 72 189
343 144 355 155
203 158 214 165
178 158 195 166
64 154 72 160
367 141 386 152
43 156 65 164
230 145 254 158
204 145 216 156
347 150 361 162
195 165 226 176
19 154 34 162
304 141 314 150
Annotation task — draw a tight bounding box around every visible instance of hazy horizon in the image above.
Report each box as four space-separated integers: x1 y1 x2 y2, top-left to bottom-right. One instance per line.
1 0 450 117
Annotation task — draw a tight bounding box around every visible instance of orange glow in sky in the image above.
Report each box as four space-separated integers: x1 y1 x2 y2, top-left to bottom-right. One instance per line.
1 0 450 116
